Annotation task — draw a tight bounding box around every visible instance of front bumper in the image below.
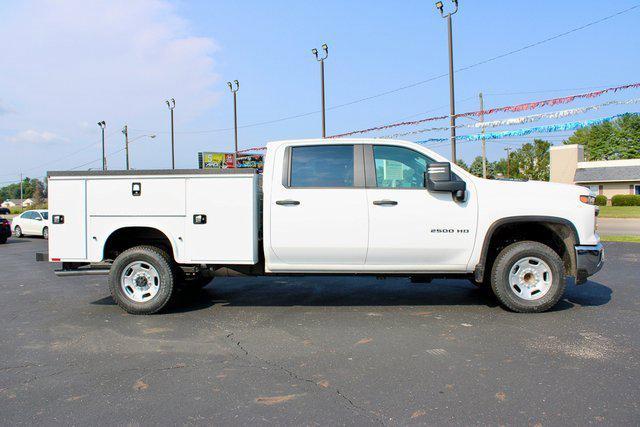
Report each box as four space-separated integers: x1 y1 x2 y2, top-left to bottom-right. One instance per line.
575 243 604 284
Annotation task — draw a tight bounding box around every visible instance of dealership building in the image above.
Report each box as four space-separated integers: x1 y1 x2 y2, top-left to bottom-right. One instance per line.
550 144 640 200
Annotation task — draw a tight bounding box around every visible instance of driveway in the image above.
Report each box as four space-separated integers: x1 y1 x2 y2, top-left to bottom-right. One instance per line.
1 238 638 425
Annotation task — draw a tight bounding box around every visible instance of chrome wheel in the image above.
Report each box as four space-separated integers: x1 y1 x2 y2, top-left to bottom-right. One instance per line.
508 256 552 301
43 227 48 240
14 226 22 238
120 261 161 303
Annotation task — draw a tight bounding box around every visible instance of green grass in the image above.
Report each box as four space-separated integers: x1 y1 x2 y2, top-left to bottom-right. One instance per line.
598 206 640 218
600 235 640 243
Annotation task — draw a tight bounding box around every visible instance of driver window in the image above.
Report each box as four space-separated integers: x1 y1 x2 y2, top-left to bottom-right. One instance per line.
373 145 434 188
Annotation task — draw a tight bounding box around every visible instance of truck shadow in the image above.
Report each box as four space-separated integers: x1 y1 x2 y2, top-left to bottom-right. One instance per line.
158 277 612 314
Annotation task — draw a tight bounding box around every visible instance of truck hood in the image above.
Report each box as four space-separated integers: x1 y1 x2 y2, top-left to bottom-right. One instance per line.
474 178 588 200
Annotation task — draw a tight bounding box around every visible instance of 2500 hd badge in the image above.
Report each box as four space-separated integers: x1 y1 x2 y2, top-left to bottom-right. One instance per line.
431 228 470 234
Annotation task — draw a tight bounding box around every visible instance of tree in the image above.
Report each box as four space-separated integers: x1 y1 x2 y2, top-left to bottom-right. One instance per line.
510 139 551 181
565 113 640 160
32 180 46 204
492 158 508 177
469 156 487 177
456 158 469 171
0 177 47 201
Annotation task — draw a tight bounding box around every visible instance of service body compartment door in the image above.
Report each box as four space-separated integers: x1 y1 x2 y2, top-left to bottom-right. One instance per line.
87 178 185 217
48 179 87 261
185 176 258 264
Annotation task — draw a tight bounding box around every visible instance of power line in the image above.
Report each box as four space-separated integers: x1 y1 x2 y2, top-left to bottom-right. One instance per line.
3 5 637 179
132 4 640 137
0 129 121 178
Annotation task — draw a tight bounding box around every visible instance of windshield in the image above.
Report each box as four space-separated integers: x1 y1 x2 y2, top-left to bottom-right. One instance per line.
41 212 48 220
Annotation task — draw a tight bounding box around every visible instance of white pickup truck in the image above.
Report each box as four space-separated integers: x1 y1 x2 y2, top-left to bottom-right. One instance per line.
41 138 603 314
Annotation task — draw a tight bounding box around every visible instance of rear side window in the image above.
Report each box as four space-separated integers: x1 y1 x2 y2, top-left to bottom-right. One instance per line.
289 145 354 188
21 211 34 219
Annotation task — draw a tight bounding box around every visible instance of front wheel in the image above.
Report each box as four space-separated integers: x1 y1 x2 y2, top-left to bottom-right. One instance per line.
491 241 566 313
42 227 48 240
14 226 23 238
108 245 177 314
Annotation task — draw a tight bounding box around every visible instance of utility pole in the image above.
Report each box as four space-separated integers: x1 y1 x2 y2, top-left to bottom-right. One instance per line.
479 93 486 178
122 125 129 170
20 173 23 201
227 80 240 166
435 0 459 163
98 121 106 170
166 98 176 169
504 146 512 178
311 44 329 138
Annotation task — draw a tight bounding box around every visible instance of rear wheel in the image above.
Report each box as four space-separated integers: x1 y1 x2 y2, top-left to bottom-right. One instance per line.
0 236 6 244
14 226 23 238
491 241 566 313
42 227 48 240
108 245 176 314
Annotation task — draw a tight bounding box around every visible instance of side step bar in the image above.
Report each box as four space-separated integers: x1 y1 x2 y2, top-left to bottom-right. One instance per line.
54 268 110 277
37 252 111 276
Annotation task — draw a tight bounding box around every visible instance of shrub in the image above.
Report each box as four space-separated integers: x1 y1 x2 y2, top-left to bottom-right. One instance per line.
611 194 640 206
595 195 607 206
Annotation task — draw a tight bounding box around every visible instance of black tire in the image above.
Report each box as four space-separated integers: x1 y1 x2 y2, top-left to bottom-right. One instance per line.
108 245 177 315
0 236 6 244
14 226 23 238
42 227 48 240
490 241 566 313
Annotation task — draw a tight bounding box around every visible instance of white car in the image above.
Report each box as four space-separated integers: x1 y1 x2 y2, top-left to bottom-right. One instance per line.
12 210 49 239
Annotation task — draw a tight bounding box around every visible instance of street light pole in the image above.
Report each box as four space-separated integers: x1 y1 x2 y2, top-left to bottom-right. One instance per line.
227 80 240 166
98 121 106 171
122 125 129 170
311 44 329 138
166 98 176 169
436 1 459 163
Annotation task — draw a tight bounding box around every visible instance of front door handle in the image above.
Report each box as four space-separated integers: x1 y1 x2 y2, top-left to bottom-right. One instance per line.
276 200 300 206
373 200 398 206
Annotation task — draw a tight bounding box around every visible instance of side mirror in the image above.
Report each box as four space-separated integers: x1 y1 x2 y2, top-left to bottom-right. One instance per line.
424 162 466 201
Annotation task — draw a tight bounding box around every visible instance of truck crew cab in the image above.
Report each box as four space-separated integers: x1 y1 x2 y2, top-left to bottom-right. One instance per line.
42 139 603 314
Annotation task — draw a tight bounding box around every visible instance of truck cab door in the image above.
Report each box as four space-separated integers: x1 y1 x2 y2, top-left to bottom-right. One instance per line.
364 144 477 270
268 144 368 270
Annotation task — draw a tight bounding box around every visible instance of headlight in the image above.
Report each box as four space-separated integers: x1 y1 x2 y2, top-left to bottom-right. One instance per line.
579 195 595 205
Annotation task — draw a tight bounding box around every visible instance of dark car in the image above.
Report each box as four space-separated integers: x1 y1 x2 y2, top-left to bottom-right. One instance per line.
0 207 10 215
0 218 11 243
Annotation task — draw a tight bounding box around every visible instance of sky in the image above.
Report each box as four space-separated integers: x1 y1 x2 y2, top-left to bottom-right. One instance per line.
1 0 639 184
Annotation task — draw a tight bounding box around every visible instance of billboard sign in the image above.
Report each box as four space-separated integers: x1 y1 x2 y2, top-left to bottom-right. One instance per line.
198 152 264 172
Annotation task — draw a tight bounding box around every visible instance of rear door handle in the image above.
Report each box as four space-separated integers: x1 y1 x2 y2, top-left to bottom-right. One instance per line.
373 200 398 206
276 200 300 206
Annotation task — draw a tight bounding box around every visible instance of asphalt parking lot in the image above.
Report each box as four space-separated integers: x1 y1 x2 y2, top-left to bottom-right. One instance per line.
1 238 639 425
